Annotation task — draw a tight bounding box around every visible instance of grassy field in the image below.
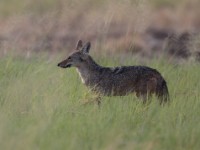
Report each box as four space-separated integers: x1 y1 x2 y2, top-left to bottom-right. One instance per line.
0 0 200 149
0 54 200 150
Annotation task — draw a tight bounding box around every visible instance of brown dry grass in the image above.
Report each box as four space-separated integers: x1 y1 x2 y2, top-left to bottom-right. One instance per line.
0 0 200 60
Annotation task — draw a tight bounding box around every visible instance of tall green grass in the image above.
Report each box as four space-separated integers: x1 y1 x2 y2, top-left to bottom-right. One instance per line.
0 54 200 150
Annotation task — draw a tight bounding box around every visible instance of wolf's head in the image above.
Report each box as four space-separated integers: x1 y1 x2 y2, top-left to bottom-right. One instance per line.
57 40 91 68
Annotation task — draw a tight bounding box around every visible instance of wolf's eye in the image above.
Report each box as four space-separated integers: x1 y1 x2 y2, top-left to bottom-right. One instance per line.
68 57 71 60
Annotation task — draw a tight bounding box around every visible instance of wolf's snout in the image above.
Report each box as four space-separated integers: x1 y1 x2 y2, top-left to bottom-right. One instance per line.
57 62 71 68
57 63 61 67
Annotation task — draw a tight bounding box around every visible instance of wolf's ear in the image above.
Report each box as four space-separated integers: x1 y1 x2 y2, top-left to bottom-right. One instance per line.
82 42 91 54
76 40 83 50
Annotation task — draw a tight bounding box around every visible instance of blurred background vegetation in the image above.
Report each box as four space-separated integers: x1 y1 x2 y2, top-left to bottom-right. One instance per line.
1 1 200 149
0 0 200 61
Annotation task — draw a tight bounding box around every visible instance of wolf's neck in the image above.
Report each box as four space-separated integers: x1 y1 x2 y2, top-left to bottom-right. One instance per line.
76 57 102 84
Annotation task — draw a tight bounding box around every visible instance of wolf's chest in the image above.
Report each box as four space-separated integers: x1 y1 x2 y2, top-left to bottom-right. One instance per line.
76 69 99 86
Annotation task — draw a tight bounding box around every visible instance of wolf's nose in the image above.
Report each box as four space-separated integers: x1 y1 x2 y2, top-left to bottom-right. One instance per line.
57 63 60 67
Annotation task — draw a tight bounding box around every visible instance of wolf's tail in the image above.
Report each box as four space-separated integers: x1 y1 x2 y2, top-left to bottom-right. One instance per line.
157 79 170 104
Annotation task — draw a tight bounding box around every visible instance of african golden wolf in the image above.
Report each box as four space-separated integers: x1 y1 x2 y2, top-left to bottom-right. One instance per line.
58 40 169 104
